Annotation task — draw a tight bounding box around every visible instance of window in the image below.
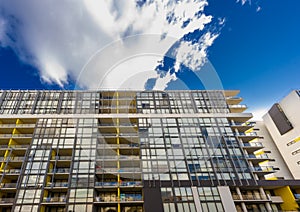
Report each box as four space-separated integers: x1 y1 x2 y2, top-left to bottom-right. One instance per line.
292 148 300 156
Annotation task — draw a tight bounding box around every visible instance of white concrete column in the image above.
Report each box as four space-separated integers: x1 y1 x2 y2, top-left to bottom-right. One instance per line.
191 186 202 212
218 186 237 212
259 187 272 211
236 187 247 212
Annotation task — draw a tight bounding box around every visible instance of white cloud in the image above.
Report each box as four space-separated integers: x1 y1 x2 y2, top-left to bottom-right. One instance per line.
0 0 219 89
256 6 262 12
0 18 6 46
174 32 219 72
236 0 248 5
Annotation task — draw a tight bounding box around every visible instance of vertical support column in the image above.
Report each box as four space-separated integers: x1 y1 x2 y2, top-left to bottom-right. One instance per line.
218 186 237 212
0 91 6 110
191 186 202 212
57 92 64 114
259 187 272 211
116 92 121 212
236 187 247 212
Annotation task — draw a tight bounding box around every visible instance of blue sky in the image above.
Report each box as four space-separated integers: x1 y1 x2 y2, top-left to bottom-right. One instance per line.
0 0 299 118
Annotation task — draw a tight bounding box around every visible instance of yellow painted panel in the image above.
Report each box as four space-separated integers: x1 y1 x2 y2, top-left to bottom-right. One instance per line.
12 128 20 134
274 186 299 211
8 138 17 146
40 206 45 212
259 160 269 165
265 176 277 180
51 150 56 160
16 119 22 125
254 150 264 155
294 137 300 142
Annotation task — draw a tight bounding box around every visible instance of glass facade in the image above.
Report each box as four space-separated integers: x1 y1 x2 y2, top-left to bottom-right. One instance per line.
0 90 297 212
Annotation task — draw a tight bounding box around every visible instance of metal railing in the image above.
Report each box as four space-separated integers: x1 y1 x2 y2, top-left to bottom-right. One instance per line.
0 124 35 128
241 194 269 201
43 197 66 202
50 168 70 174
234 132 258 136
9 145 29 148
0 198 15 203
229 104 247 109
96 155 140 160
96 167 141 173
0 183 17 188
232 194 270 201
94 195 143 202
46 182 68 187
51 156 72 160
251 166 274 172
0 134 32 138
95 181 142 187
242 142 263 147
4 169 21 174
246 154 269 159
96 144 139 149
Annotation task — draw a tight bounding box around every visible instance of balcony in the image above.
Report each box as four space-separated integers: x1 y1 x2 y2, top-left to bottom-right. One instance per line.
95 181 142 188
95 181 118 187
250 166 275 175
0 183 17 188
0 198 14 205
8 156 25 162
8 145 29 149
98 123 138 127
94 195 143 204
0 124 35 128
120 181 142 187
43 197 66 204
0 134 33 138
0 145 8 149
270 196 284 203
242 142 263 147
230 122 254 132
97 144 140 149
46 182 68 188
232 194 270 202
96 156 119 161
94 196 118 204
2 169 21 174
51 156 72 161
49 168 70 174
234 132 260 142
96 167 141 174
242 142 264 153
226 97 243 105
246 154 269 163
228 104 247 113
120 193 143 202
12 134 33 138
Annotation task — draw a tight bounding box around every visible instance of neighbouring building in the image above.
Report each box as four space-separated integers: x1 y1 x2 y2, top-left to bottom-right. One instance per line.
0 90 299 212
262 90 300 180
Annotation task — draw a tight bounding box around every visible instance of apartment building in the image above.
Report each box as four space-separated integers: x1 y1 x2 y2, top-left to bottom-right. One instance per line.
0 90 299 212
262 90 300 180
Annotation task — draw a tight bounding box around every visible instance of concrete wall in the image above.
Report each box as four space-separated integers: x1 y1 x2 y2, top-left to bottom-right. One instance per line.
263 91 300 179
254 121 293 179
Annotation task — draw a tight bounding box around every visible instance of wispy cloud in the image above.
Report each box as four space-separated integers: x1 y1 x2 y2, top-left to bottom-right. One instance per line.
0 0 217 89
0 0 257 90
